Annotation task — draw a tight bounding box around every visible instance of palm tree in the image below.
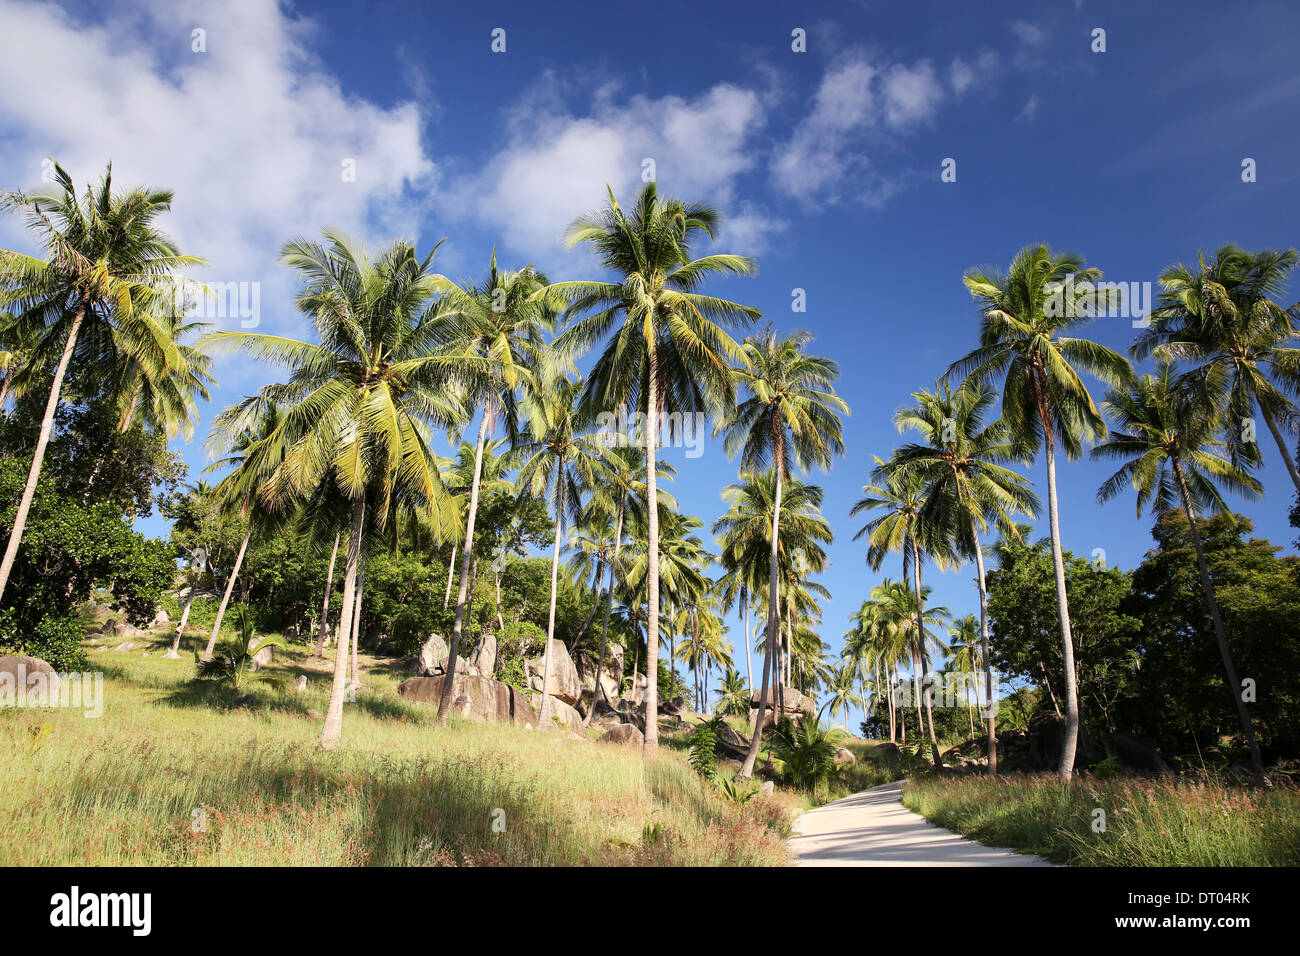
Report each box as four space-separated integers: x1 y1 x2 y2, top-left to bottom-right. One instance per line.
581 447 674 726
551 182 760 754
1134 245 1300 493
720 326 847 778
205 231 461 749
887 381 1039 774
949 244 1133 777
0 162 206 602
674 589 730 712
199 400 288 661
441 438 518 608
1092 360 1264 772
516 374 611 724
428 253 553 723
820 662 863 731
853 462 955 766
714 667 750 718
713 470 832 757
947 615 982 739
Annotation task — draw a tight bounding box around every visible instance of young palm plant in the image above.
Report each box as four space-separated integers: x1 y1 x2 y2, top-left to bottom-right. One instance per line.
550 182 760 754
949 244 1133 777
1092 360 1264 772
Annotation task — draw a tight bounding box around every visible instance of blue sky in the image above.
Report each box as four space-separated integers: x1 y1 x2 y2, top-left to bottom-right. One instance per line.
2 0 1299 716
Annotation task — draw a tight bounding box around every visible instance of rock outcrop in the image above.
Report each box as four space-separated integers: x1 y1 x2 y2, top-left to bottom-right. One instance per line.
0 656 61 704
526 639 581 705
398 673 538 728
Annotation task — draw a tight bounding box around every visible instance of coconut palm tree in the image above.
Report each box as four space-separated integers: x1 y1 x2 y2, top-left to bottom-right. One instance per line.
714 667 750 718
853 462 956 766
429 252 553 724
0 161 206 602
581 447 674 726
516 374 612 724
1134 245 1300 493
720 327 848 778
550 182 760 754
820 662 863 731
886 380 1039 774
1092 360 1264 772
948 244 1133 777
713 469 832 759
441 438 519 608
673 588 730 712
205 231 462 749
946 615 982 739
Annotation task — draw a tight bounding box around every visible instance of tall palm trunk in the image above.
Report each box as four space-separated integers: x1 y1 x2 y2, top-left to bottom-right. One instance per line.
742 588 752 694
437 409 491 724
349 553 365 692
584 494 625 727
1173 460 1264 773
1034 374 1081 779
0 304 86 602
203 523 251 661
1259 403 1300 497
912 548 942 768
539 465 564 726
313 532 341 657
443 538 458 609
643 343 662 755
572 557 604 651
739 460 782 778
320 497 365 749
970 515 998 776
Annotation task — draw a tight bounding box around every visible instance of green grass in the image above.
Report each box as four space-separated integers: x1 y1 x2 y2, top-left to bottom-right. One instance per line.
901 772 1300 866
0 632 793 866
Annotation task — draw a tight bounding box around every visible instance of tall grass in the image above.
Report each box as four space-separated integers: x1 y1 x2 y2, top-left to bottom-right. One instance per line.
902 773 1300 866
0 639 790 866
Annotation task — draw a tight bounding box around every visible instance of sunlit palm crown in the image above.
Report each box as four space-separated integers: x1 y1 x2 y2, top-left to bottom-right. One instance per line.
202 230 467 535
948 243 1134 459
713 468 832 595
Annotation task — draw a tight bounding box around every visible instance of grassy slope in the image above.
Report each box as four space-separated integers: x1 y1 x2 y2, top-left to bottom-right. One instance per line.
1 631 795 866
902 773 1300 866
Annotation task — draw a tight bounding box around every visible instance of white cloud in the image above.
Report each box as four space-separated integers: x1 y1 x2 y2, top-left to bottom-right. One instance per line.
949 50 999 96
0 0 436 367
1011 20 1047 47
446 79 773 258
1017 94 1041 121
771 51 948 204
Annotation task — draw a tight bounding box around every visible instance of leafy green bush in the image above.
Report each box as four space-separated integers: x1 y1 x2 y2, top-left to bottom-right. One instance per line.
771 717 841 792
688 720 719 781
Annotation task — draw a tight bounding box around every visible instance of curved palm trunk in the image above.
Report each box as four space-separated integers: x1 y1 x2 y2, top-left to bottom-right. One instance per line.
643 344 662 756
742 589 752 694
572 557 604 651
437 410 491 724
1259 403 1300 497
167 585 196 658
203 523 251 661
584 495 625 727
320 497 365 749
349 554 365 692
0 305 86 603
913 556 941 767
539 469 564 726
313 532 341 657
970 515 998 776
1173 461 1263 773
739 462 783 778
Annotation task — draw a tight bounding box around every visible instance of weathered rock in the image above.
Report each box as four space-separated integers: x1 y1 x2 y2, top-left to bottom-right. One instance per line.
399 673 538 728
749 686 816 716
467 633 497 679
874 741 901 759
527 639 581 705
599 722 644 747
406 633 449 676
249 641 273 669
661 697 690 718
529 692 584 734
293 675 308 691
834 747 856 766
0 656 61 704
623 671 649 707
715 721 750 759
112 641 135 653
760 780 775 795
151 608 171 628
578 641 623 704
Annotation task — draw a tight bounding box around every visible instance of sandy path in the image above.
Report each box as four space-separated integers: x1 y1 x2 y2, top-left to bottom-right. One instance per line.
789 781 1054 867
